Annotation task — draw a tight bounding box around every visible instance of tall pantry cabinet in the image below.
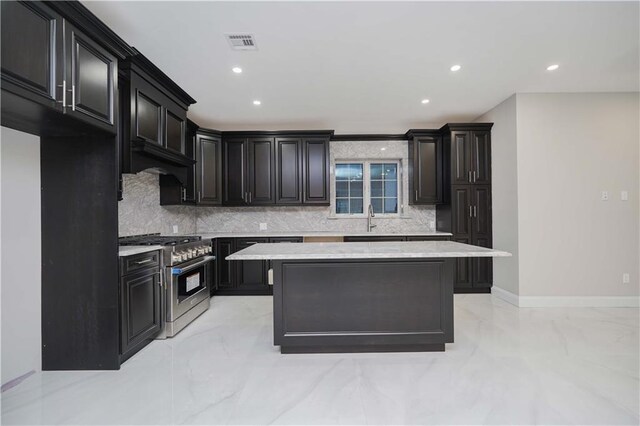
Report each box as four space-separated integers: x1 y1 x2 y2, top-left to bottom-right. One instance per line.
437 123 494 293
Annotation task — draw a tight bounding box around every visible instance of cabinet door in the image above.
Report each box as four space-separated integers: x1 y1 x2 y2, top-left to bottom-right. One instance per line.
451 131 472 185
411 135 443 204
247 137 275 204
472 186 492 287
303 138 330 204
276 138 303 204
120 269 162 356
223 138 248 205
131 74 163 146
215 239 235 289
65 22 117 131
1 1 63 108
235 238 269 291
451 185 473 289
165 104 186 155
471 130 491 184
196 134 222 205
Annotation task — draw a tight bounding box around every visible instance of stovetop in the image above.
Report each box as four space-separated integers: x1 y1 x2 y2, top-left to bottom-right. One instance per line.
119 233 201 246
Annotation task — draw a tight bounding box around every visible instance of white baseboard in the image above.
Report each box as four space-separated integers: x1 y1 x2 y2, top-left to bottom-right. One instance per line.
491 287 640 308
490 286 520 306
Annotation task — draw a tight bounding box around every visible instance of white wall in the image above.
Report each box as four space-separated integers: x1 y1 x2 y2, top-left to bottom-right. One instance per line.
1 127 42 385
476 95 520 296
480 93 639 305
516 93 639 299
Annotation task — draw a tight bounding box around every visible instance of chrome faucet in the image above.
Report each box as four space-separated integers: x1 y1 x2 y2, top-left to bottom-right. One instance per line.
367 204 377 232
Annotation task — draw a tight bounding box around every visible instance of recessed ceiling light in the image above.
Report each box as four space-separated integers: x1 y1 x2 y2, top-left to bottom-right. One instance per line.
232 67 243 73
380 147 387 151
421 99 430 104
253 100 261 106
546 64 559 71
450 64 461 72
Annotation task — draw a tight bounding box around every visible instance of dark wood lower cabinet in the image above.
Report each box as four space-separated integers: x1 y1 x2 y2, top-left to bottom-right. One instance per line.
215 238 236 291
119 250 162 363
236 238 270 294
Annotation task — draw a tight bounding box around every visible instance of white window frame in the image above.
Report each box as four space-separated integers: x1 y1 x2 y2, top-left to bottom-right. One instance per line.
334 160 402 217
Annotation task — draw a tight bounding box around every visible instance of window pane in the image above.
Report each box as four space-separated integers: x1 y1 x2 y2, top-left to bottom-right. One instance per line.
335 164 349 180
350 198 363 214
370 164 384 180
350 164 363 180
336 181 348 197
371 181 383 197
384 180 397 198
371 198 383 213
336 198 349 214
350 180 363 197
384 198 397 214
384 164 397 180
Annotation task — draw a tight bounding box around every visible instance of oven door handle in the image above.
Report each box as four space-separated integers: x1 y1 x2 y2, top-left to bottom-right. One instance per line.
171 255 215 275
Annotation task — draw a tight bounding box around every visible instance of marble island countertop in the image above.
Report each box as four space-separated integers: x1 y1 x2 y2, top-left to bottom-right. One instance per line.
226 241 511 260
192 230 452 239
118 245 163 257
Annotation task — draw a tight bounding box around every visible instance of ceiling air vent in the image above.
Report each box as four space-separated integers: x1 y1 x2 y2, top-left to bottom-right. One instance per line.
225 34 257 51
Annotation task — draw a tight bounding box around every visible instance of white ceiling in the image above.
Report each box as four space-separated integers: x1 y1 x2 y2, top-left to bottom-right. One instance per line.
84 1 639 134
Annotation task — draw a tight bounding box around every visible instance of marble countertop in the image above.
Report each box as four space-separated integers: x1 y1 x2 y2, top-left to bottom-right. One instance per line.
193 231 452 239
118 245 163 257
226 241 511 260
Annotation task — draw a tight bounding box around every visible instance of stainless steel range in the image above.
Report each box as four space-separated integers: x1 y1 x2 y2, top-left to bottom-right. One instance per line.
119 234 215 337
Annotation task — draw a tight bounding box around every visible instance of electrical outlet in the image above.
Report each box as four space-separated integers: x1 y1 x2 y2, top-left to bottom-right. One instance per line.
172 225 179 234
621 191 628 201
259 223 267 231
622 273 630 284
601 191 609 201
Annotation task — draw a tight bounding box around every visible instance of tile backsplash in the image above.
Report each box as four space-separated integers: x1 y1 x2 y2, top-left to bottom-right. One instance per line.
119 140 436 236
118 172 196 237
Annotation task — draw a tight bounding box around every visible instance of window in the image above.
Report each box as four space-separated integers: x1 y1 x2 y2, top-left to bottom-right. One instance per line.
335 161 401 216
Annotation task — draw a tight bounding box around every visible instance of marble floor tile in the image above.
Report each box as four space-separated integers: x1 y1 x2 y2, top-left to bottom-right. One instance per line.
2 295 638 425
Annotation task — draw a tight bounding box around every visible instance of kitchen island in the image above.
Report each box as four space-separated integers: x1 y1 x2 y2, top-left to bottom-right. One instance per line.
227 241 510 353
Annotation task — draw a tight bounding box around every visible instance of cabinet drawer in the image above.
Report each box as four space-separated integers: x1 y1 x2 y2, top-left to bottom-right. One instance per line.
120 250 161 275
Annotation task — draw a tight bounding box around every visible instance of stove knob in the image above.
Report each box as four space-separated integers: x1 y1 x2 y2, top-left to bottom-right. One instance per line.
207 246 213 253
181 252 188 261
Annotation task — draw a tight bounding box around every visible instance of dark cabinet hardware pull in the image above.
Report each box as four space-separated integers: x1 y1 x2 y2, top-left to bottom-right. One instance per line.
468 171 472 183
469 206 473 217
134 258 154 265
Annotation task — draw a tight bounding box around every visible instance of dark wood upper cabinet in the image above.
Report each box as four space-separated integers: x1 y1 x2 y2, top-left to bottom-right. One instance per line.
219 131 331 207
64 22 117 132
1 1 122 134
196 131 222 205
247 137 276 204
303 138 330 205
133 82 162 145
119 51 196 182
451 131 472 185
407 133 443 204
223 138 248 205
471 130 491 184
0 1 63 109
165 105 185 154
276 138 303 204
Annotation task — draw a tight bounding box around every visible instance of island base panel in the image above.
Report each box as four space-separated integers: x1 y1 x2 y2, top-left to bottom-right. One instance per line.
273 259 454 353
